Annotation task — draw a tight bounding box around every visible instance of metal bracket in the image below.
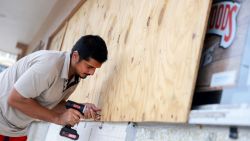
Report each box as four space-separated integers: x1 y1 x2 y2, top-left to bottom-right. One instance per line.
229 126 238 139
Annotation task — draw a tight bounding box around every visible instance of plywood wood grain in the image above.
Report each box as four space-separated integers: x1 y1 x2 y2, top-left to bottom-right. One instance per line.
48 23 68 51
62 0 211 122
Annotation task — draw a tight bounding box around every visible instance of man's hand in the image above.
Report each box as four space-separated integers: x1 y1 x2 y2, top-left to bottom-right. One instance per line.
83 103 101 121
56 109 84 126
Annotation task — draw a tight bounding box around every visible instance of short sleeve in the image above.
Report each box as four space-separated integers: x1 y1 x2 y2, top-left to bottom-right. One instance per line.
14 63 56 98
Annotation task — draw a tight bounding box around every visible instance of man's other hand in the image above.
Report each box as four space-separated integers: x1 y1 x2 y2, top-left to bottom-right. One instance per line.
83 103 101 121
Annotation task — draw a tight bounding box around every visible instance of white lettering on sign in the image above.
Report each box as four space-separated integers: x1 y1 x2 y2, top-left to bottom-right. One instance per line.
210 70 237 87
207 1 240 48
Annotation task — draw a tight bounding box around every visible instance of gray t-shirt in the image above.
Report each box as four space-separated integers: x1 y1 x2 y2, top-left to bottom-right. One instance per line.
0 50 79 136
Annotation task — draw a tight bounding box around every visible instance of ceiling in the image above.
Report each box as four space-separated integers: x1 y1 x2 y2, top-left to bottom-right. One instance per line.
0 0 58 54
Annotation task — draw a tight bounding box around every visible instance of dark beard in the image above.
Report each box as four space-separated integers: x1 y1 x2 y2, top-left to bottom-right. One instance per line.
79 74 89 79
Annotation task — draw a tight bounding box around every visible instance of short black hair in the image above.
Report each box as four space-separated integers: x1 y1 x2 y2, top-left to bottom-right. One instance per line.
71 35 108 63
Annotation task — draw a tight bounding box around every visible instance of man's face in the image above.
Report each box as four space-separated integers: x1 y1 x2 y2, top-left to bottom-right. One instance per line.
75 58 102 79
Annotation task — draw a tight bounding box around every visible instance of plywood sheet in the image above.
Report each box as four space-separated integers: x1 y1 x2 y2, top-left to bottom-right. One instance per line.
48 23 68 51
63 0 211 122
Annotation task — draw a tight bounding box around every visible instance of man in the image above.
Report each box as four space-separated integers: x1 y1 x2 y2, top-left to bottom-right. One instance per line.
0 35 108 140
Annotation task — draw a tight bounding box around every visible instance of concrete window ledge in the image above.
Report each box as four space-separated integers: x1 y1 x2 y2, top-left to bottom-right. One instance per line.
189 104 250 126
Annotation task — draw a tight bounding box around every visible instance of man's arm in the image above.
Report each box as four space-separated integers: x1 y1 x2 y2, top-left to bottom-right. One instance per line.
51 100 67 114
8 88 83 126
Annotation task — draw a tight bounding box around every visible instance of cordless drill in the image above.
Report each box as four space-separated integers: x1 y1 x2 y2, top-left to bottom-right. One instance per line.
59 100 85 140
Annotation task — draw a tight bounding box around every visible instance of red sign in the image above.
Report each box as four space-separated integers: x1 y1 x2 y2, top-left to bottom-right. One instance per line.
207 1 240 48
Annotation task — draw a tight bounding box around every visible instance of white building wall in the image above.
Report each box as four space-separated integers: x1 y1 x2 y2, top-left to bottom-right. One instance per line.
28 121 250 141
